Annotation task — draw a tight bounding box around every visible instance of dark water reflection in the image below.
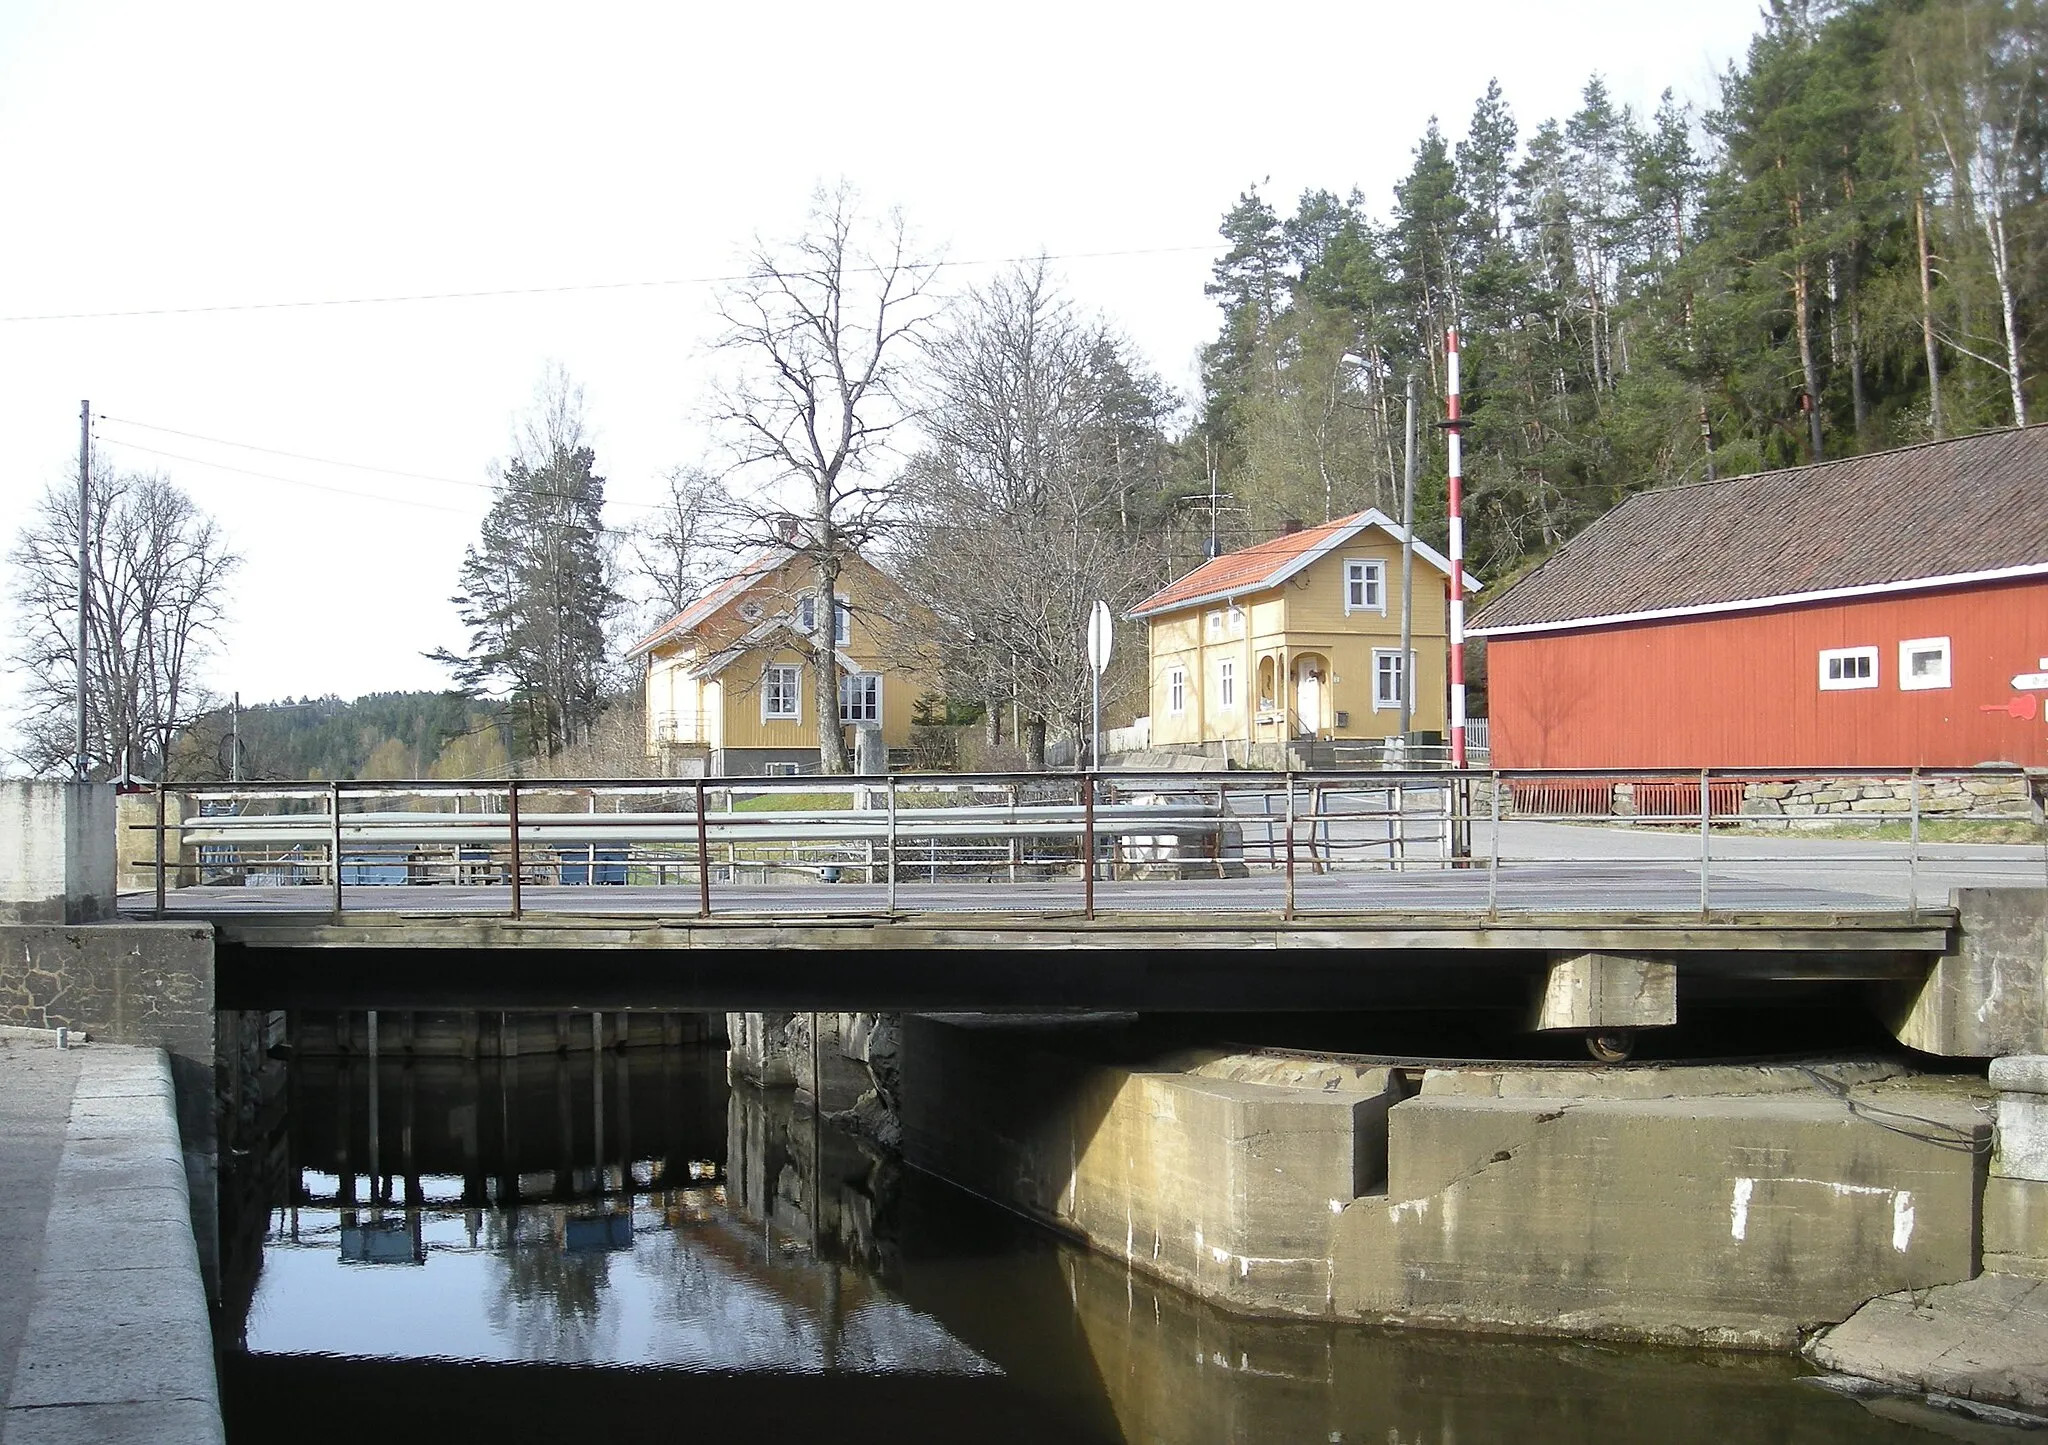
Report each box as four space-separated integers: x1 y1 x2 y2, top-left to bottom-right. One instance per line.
217 1018 1929 1444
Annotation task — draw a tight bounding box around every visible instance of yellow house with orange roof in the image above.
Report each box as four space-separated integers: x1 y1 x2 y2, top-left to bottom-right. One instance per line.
1129 510 1478 754
628 547 935 775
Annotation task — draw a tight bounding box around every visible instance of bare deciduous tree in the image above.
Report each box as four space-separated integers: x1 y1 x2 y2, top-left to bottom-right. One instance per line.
899 261 1176 766
629 464 728 625
7 465 240 778
710 182 938 773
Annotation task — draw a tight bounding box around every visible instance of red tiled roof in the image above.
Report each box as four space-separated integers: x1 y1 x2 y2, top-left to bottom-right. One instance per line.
1468 427 2048 636
1131 510 1470 618
625 547 792 658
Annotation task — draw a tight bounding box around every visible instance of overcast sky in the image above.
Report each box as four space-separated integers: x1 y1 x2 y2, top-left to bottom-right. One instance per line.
0 0 1768 762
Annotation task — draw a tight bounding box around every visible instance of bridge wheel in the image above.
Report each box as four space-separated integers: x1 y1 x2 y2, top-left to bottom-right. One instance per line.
1585 1031 1636 1064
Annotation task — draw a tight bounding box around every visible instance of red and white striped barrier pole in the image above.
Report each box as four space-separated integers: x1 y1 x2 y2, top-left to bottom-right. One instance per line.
1445 327 1467 770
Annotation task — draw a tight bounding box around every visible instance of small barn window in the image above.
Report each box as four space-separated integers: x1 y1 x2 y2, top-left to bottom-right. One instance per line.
1899 636 1951 691
1344 560 1385 614
1818 646 1878 691
1167 667 1187 715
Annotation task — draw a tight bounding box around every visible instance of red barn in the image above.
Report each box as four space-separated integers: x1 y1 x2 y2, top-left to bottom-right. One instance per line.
1469 428 2048 769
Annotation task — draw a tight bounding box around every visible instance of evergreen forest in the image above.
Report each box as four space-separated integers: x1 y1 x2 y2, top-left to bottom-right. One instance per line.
1186 0 2043 583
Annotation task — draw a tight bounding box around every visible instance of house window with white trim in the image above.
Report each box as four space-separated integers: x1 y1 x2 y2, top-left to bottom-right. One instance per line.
763 664 802 719
1167 666 1187 716
1344 559 1385 614
1372 649 1409 710
797 597 851 645
1899 636 1951 691
1219 658 1236 710
1818 646 1878 691
839 672 881 723
1206 608 1244 640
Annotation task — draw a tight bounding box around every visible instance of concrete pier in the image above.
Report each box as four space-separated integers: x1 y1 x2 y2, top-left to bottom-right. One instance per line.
0 1032 223 1444
897 1016 1999 1349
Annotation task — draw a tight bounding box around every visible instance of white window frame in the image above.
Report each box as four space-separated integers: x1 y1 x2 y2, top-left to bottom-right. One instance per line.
1166 666 1187 716
1818 646 1878 691
1206 610 1224 640
1372 648 1412 711
1898 636 1952 691
1219 658 1236 710
796 597 851 645
1344 559 1385 615
762 664 802 720
838 671 881 724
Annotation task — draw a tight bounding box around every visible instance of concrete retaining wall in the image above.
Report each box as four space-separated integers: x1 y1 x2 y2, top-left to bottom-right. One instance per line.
0 923 220 1293
2 1045 224 1443
0 781 115 923
898 1018 1994 1347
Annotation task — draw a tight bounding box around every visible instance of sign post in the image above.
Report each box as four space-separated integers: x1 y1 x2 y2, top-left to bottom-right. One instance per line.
1086 601 1113 771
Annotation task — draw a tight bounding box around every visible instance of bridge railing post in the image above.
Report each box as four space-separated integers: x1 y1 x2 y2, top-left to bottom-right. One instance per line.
1486 772 1501 919
1698 767 1711 919
330 780 344 917
1082 773 1095 921
695 780 711 919
886 775 898 916
1907 767 1921 919
154 782 168 918
507 781 523 920
1283 774 1296 921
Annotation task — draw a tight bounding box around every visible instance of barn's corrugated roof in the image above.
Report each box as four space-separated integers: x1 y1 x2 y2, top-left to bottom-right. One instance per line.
1468 427 2048 636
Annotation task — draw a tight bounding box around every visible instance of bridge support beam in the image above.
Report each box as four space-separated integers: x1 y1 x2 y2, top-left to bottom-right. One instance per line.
1887 888 2047 1058
725 1011 802 1088
1531 951 1677 1035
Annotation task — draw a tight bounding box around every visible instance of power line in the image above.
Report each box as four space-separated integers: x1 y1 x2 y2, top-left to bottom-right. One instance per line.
98 438 480 516
0 243 1220 324
96 415 662 512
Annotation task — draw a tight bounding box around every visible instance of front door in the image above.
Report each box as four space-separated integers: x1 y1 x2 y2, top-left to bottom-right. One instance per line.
1295 656 1323 736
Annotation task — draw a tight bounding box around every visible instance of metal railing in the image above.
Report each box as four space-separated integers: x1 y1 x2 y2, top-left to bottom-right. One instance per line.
129 764 2045 923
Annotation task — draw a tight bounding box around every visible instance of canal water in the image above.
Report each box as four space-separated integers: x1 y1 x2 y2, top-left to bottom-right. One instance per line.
214 1015 1947 1444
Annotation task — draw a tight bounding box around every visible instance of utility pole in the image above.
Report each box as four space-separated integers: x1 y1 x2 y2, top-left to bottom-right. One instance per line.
1443 333 1469 769
1398 373 1419 741
231 692 241 782
75 401 91 781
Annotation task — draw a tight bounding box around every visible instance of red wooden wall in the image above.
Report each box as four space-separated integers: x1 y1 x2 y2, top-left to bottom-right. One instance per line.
1486 576 2048 768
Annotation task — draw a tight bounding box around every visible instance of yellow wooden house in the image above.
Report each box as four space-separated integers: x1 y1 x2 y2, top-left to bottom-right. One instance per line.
1129 510 1479 755
629 547 934 775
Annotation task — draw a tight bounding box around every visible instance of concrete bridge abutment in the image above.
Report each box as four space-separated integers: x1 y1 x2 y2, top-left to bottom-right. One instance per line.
894 1015 1997 1348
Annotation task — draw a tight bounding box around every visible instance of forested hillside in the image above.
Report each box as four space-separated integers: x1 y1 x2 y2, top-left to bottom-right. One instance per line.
171 692 513 781
1188 0 2042 583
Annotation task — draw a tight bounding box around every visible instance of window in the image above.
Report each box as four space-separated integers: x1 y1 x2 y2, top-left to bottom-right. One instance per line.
764 762 802 777
1373 649 1409 710
1344 559 1385 614
1205 608 1244 640
1818 646 1878 691
796 597 851 645
763 664 801 719
1219 659 1236 710
839 672 881 724
1899 636 1951 691
1167 666 1187 716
